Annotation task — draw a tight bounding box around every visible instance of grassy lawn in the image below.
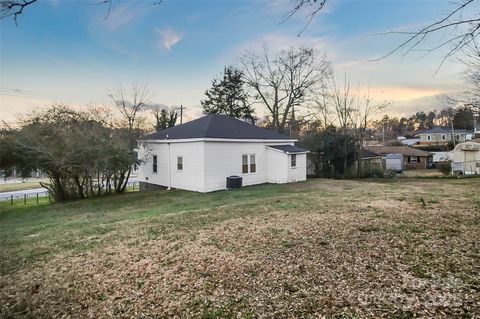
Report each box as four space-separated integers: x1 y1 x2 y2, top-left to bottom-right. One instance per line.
0 178 479 318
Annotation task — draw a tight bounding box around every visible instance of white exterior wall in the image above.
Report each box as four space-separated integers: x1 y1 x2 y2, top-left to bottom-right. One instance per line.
139 139 306 193
452 142 480 174
287 153 307 182
138 141 206 192
266 148 288 183
203 141 292 192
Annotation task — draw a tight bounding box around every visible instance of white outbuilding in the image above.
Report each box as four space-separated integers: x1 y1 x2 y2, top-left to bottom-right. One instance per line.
452 140 480 175
137 114 309 192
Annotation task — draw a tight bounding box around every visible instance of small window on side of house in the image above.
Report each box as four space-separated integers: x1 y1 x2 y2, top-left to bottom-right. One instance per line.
242 155 249 174
153 155 158 173
410 156 417 163
427 135 431 141
291 154 297 167
250 155 256 173
441 134 446 140
456 134 460 140
177 156 183 171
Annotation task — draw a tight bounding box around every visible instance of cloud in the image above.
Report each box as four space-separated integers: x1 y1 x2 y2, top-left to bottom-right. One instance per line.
92 3 150 33
232 32 333 57
105 6 136 31
155 28 183 51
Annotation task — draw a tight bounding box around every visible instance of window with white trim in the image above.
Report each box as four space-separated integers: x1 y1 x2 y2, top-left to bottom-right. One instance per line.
291 154 297 167
152 155 158 173
242 154 256 173
441 134 446 140
410 156 417 163
177 156 183 171
249 154 256 173
427 135 431 141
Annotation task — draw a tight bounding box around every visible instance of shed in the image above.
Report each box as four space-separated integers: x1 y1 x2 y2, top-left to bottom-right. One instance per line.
452 140 480 175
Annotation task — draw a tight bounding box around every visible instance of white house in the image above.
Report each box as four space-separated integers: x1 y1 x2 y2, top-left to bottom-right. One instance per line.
452 140 480 175
137 114 309 192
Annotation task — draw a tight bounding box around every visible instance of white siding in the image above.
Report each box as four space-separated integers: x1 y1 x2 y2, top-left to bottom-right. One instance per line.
266 148 288 183
452 141 480 174
139 140 306 193
287 153 307 182
204 141 293 192
138 141 205 192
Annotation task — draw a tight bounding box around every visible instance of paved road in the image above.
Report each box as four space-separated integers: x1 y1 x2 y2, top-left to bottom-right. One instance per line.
0 178 139 201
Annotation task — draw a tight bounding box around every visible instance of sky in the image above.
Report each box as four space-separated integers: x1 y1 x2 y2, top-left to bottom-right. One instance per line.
0 0 471 123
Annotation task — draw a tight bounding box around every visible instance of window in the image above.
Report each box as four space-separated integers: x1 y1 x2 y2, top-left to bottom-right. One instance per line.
427 135 431 141
177 156 183 171
242 155 249 173
291 154 297 167
410 156 417 163
441 134 446 140
456 134 460 140
242 154 256 174
152 155 158 173
249 155 256 173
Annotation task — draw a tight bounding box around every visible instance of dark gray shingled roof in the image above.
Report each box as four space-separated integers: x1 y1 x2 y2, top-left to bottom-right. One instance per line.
267 144 309 154
145 114 293 140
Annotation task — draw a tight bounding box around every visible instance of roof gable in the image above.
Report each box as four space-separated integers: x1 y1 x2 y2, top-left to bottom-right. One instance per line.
145 114 292 140
366 146 432 157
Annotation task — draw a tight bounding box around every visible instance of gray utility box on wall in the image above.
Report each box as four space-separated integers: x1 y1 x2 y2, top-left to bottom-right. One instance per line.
226 176 242 190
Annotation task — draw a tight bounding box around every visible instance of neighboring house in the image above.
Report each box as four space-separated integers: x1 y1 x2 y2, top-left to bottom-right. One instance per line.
365 146 433 170
137 114 309 193
452 140 480 175
415 127 470 145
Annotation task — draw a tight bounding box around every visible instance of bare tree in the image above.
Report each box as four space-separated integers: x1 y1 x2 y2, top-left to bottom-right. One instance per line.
0 0 162 23
240 47 331 133
1 0 36 24
281 0 326 36
109 84 151 192
109 84 151 131
286 0 480 67
319 75 387 177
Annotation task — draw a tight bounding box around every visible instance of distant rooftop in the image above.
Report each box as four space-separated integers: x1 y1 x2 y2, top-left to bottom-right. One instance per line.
366 146 432 157
416 127 468 135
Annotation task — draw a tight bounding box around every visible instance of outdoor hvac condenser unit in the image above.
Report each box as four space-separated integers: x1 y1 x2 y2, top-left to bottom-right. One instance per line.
226 176 242 190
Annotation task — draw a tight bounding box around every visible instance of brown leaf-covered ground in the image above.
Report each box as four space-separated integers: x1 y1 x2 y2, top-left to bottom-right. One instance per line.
1 178 479 318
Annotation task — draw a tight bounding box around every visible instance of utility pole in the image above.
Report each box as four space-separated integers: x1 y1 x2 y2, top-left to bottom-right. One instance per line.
176 105 186 124
382 123 385 145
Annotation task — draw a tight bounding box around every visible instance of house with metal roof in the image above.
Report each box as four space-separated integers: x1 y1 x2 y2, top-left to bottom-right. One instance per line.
137 114 309 192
